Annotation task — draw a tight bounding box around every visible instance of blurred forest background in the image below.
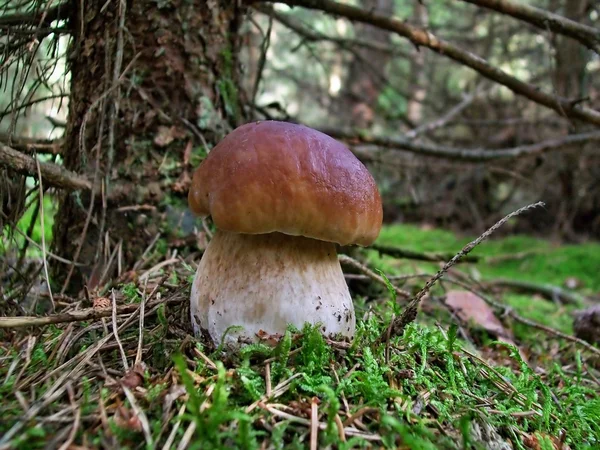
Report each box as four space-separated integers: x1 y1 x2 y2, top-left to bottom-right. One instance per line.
1 1 600 448
1 0 599 296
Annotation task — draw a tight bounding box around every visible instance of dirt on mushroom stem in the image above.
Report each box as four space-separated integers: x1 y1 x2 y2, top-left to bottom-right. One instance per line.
190 229 356 347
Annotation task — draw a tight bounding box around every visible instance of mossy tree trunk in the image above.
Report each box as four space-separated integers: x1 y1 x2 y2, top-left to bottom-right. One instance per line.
52 0 245 292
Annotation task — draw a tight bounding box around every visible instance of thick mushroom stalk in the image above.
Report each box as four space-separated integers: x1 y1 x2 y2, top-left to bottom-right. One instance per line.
190 230 355 346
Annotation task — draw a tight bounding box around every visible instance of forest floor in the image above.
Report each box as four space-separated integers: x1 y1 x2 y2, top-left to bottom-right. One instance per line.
1 223 599 449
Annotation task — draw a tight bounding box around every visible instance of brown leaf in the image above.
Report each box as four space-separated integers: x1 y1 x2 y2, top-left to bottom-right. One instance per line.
120 362 147 390
113 405 142 433
523 432 570 450
444 290 512 339
154 126 186 147
172 170 191 193
256 329 284 346
92 297 111 309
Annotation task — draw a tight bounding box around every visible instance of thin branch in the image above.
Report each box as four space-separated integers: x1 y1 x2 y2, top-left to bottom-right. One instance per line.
485 278 584 305
251 10 273 105
34 155 55 312
0 134 63 155
460 0 600 53
320 128 600 162
339 254 411 299
0 3 70 28
0 143 91 191
0 296 185 329
253 0 600 127
370 243 480 263
111 290 129 371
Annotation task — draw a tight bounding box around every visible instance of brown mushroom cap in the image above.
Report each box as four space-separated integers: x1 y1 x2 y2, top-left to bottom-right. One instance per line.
188 121 382 246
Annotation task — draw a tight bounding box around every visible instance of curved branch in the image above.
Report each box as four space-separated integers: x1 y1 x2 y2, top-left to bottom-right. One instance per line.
461 0 600 53
320 128 600 162
0 143 91 191
252 0 600 127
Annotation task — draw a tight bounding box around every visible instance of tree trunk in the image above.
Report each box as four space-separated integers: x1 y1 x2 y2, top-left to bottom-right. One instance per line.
406 1 429 125
52 0 244 292
551 0 589 239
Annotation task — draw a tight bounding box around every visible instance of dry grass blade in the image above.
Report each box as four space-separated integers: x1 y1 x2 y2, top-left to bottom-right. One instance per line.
34 155 54 312
0 291 155 444
122 385 154 447
261 403 382 442
112 290 129 371
57 383 80 450
310 397 319 450
245 373 304 413
339 254 410 299
135 280 148 365
0 296 185 328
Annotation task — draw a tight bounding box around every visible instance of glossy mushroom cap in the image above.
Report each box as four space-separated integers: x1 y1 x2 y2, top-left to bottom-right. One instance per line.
188 121 382 246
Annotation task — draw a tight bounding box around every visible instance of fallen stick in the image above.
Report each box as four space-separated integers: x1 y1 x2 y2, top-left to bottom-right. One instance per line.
0 297 184 329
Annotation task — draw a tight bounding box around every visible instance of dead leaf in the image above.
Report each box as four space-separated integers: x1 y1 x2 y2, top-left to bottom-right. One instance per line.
92 297 110 309
154 126 186 147
444 290 512 339
445 290 529 362
256 329 284 347
120 362 147 390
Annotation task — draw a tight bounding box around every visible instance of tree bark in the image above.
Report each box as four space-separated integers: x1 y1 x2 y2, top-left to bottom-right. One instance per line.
52 0 244 292
406 1 429 125
551 0 590 239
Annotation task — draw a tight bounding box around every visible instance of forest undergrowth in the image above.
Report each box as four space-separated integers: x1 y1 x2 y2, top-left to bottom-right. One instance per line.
1 213 599 449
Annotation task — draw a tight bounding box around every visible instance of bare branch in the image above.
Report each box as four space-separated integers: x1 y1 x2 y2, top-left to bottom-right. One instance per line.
253 0 600 127
0 134 63 155
370 243 480 263
321 128 600 161
461 0 600 53
0 143 91 191
405 89 481 139
256 4 410 57
0 3 70 28
485 278 583 305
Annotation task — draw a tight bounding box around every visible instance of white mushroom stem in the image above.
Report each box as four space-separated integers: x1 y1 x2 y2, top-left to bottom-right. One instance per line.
190 230 356 346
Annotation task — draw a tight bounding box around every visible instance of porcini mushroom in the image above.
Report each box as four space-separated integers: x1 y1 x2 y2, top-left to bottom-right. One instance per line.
188 121 382 346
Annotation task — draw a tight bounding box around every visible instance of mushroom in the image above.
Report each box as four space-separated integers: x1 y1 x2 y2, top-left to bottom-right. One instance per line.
188 121 382 346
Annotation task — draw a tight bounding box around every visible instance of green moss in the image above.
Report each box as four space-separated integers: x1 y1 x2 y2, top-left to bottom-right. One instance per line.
1 192 56 257
374 224 600 291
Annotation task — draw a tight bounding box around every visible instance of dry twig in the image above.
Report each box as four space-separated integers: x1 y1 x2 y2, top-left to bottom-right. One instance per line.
339 254 410 299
